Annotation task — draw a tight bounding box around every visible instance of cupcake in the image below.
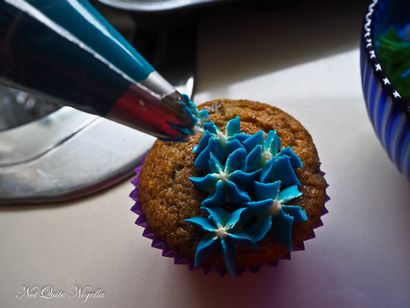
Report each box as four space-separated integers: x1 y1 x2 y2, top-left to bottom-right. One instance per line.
131 99 328 276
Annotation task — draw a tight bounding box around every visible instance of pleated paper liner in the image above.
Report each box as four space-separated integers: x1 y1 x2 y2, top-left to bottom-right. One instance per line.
130 163 329 277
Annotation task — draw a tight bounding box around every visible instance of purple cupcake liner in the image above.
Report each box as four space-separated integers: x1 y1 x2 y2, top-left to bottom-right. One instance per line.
130 162 330 276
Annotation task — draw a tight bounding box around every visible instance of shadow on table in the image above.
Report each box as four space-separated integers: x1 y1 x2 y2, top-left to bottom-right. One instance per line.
170 262 303 308
197 0 370 93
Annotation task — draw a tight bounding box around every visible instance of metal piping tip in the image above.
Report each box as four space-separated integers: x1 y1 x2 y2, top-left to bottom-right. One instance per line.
107 89 197 140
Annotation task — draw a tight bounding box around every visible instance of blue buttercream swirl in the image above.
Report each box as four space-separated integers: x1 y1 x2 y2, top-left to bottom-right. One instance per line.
185 116 307 276
172 94 209 137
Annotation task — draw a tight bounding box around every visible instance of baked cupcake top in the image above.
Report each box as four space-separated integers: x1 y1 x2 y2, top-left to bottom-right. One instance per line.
138 99 327 275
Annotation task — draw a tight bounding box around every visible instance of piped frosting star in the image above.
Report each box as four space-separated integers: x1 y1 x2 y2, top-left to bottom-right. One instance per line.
186 116 306 275
185 207 256 276
259 154 302 187
182 94 209 127
243 130 301 173
190 149 259 207
246 181 307 249
193 117 249 171
170 94 209 138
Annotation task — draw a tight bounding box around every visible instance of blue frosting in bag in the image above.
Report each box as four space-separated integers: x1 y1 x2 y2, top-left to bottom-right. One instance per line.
185 116 307 276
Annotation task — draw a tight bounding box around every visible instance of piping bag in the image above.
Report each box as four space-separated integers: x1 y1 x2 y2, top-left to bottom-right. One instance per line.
0 0 199 140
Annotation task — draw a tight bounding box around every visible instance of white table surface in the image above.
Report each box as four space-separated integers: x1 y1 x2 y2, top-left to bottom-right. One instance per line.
1 1 409 307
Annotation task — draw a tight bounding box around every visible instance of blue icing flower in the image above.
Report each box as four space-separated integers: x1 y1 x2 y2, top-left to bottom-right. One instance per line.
260 154 302 187
186 116 306 275
181 94 209 126
169 94 209 138
193 117 250 171
202 116 248 142
185 207 256 276
190 149 260 207
243 130 301 173
246 181 307 250
194 135 244 172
